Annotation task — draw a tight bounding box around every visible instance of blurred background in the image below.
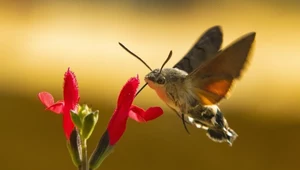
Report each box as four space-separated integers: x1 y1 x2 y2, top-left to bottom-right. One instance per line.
1 0 300 169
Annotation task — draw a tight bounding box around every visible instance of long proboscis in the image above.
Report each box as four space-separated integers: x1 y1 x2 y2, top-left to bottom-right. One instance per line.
118 42 153 71
135 83 148 97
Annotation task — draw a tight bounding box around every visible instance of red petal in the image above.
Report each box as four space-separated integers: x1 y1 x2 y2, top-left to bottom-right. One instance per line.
129 105 164 122
128 106 146 122
62 108 75 140
107 76 139 145
117 76 139 107
38 92 63 114
62 68 79 140
38 92 55 108
46 101 64 114
63 68 80 111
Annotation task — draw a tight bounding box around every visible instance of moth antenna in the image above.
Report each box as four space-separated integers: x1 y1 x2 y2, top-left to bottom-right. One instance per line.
135 83 148 97
159 50 172 74
119 42 153 71
181 114 190 135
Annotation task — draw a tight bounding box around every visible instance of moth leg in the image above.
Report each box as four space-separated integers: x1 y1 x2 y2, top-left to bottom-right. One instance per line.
166 105 191 134
166 105 191 124
181 113 190 135
178 104 191 134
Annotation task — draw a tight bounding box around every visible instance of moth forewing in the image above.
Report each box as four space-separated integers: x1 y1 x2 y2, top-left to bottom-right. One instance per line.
186 32 256 105
173 25 223 73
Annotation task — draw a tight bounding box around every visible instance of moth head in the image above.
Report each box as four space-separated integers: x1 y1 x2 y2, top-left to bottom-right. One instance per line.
145 68 187 89
145 69 167 88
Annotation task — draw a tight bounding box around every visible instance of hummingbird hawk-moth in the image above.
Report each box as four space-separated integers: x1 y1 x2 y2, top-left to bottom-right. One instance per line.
119 25 256 146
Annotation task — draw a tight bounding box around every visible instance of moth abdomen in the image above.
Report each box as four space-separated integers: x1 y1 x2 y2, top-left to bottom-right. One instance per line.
187 105 238 145
206 127 237 146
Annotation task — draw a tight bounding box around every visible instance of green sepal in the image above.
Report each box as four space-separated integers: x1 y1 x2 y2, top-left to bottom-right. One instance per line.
82 110 99 140
70 110 82 129
89 130 114 170
66 129 82 168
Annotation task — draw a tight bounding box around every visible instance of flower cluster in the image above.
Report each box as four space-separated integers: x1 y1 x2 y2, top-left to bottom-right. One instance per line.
38 68 163 170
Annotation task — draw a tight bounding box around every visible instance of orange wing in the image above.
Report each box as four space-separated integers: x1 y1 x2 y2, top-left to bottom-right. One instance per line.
186 32 256 105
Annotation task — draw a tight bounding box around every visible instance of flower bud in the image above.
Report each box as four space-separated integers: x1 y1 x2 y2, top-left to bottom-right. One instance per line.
70 110 82 129
82 110 99 140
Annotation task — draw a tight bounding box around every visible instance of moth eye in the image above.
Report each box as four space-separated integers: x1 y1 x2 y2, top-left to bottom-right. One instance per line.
157 77 166 84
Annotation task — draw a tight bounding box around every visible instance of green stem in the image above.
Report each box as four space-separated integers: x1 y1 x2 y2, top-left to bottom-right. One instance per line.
81 139 88 170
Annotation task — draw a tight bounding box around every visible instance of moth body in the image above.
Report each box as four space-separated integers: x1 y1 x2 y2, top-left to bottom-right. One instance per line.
145 68 237 145
120 25 255 146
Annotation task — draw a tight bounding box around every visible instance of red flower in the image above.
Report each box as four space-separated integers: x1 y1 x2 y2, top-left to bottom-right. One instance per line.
38 68 80 140
107 75 163 145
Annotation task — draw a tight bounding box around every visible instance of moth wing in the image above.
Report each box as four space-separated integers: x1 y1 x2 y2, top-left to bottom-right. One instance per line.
186 32 256 105
173 25 223 73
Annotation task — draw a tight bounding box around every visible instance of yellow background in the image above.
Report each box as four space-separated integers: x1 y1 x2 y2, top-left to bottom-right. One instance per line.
1 0 299 170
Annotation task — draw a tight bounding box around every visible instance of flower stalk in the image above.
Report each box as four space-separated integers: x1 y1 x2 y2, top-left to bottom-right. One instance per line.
72 104 99 170
81 139 88 170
